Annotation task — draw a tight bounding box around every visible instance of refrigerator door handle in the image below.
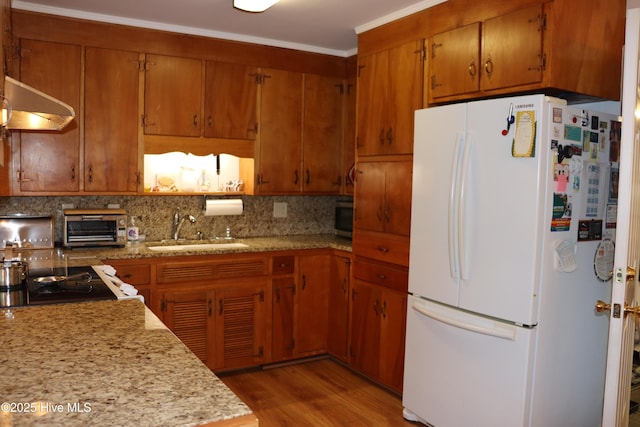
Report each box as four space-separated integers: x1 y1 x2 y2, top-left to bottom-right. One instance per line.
449 132 465 280
411 300 516 341
458 132 473 281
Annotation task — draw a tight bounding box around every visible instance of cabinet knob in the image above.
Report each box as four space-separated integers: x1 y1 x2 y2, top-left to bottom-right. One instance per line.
484 56 494 78
468 59 477 78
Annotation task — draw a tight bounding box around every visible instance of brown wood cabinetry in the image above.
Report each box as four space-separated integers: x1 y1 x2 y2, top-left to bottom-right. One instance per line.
257 68 303 194
163 289 216 366
13 39 81 193
328 253 351 361
271 253 330 360
302 74 344 193
213 281 268 370
143 54 203 137
156 255 268 371
353 159 412 237
356 40 423 156
429 5 544 102
350 276 406 394
85 47 141 193
257 70 345 194
205 61 258 140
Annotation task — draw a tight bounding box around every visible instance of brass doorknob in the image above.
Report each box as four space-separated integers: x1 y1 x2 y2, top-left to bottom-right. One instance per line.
595 300 611 313
625 304 640 316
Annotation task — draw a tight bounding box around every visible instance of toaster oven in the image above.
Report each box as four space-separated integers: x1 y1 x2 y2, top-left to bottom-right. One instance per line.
63 209 127 248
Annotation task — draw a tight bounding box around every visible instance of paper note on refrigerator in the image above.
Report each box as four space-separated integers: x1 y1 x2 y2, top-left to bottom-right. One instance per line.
512 111 536 157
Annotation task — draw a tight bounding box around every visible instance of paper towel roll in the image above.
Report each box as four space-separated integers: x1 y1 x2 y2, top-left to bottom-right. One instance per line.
204 199 243 216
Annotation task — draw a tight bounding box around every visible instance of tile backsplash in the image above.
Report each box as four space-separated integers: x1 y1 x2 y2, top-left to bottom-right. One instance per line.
0 195 345 243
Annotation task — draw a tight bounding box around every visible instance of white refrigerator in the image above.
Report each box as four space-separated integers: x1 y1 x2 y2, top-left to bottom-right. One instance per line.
403 95 620 427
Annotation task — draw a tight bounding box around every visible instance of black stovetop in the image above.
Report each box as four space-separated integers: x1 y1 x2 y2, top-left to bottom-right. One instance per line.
27 265 117 306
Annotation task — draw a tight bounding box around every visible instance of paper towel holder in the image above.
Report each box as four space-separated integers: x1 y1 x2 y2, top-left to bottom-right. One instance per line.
202 196 244 216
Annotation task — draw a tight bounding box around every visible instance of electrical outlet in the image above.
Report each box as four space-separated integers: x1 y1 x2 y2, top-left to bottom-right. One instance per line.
273 202 287 218
61 203 74 211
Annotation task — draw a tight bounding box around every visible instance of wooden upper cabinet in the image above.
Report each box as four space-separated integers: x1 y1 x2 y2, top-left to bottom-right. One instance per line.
143 54 203 137
429 23 481 100
257 68 303 194
480 5 544 92
85 47 140 193
429 6 543 103
357 40 423 156
15 39 81 193
354 159 412 236
204 61 258 140
302 74 343 193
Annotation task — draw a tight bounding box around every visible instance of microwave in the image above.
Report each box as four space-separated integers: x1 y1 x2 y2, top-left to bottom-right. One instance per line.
63 209 127 248
335 200 353 239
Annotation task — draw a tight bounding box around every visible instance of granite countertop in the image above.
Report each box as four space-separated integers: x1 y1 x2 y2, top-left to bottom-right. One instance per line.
61 234 353 261
0 299 256 427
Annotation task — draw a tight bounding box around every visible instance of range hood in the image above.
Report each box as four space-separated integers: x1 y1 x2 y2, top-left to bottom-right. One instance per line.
2 76 75 131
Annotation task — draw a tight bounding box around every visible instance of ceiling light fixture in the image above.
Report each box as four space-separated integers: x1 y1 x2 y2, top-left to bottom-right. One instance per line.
233 0 279 13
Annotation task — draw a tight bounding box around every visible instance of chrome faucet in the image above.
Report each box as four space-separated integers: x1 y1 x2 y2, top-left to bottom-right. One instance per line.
173 209 196 240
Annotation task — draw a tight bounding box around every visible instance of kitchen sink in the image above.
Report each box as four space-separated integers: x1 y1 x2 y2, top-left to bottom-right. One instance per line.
145 240 249 252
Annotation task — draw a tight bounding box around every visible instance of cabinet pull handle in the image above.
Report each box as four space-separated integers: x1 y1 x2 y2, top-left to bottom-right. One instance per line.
208 115 212 128
430 75 442 90
342 278 347 293
373 299 379 315
381 300 387 318
376 207 383 223
376 274 386 280
87 166 93 183
218 298 223 315
302 275 307 290
468 59 477 78
294 170 299 184
208 299 212 316
379 128 385 145
376 246 390 253
71 167 76 181
193 114 199 128
306 169 310 185
275 287 280 303
484 56 494 78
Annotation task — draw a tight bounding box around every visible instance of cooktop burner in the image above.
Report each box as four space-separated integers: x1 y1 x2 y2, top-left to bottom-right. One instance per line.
27 265 117 306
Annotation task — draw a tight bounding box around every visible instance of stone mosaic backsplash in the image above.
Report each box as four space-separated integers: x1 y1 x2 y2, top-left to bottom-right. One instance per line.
0 195 348 243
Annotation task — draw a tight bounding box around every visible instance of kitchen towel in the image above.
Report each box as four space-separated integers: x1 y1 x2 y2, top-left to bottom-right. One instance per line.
204 199 243 216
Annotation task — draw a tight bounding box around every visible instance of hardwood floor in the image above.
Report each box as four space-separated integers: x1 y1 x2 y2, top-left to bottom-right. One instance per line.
218 357 417 427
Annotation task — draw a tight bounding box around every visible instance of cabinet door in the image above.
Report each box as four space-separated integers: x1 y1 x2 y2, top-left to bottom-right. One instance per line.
17 39 80 193
296 254 329 354
349 279 380 379
386 40 423 155
214 281 267 370
354 161 385 233
258 68 303 193
378 288 407 393
342 76 356 195
481 5 544 91
302 74 343 193
356 51 388 156
204 61 258 140
85 47 140 192
272 276 296 361
144 54 202 136
384 159 413 236
163 289 216 368
429 23 481 100
328 255 350 361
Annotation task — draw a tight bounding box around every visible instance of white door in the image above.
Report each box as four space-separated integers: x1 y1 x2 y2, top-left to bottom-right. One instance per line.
602 2 640 425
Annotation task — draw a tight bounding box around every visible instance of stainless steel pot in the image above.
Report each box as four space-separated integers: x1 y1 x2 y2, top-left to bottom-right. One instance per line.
0 260 28 307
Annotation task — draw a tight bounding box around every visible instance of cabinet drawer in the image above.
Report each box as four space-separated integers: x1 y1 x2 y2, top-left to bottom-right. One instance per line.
158 257 268 284
113 263 151 285
352 230 409 267
272 255 295 275
353 258 408 293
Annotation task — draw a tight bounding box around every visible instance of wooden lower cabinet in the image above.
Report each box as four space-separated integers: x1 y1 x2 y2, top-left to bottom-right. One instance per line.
163 289 216 367
328 253 351 361
272 253 330 361
350 279 407 393
161 279 268 371
214 281 268 371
